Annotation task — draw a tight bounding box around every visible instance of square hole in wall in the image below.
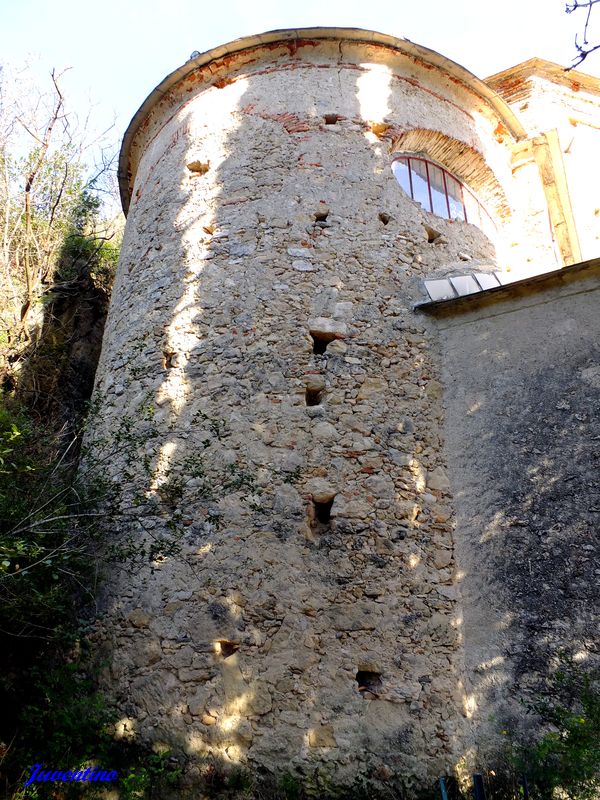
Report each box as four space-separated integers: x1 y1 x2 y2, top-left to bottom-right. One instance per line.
305 386 324 406
309 497 335 535
215 640 240 658
310 332 338 354
356 670 383 695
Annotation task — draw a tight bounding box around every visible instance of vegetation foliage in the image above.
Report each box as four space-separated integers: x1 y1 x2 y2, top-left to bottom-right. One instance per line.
515 663 600 799
0 63 121 370
0 61 128 799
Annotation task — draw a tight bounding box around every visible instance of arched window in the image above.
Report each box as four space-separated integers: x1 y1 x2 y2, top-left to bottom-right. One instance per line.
392 155 495 237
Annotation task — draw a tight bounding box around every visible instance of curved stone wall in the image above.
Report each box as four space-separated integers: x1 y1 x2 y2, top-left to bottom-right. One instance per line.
90 30 536 793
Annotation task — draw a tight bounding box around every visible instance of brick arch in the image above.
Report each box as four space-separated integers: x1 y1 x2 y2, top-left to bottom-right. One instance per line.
390 128 510 221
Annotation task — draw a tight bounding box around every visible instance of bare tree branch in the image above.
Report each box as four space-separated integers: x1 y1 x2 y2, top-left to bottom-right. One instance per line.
566 0 600 68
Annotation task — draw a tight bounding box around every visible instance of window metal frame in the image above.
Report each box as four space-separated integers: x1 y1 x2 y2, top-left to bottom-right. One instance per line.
392 154 495 234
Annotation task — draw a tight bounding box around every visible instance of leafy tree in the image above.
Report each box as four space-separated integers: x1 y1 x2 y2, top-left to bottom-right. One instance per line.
503 662 600 799
0 63 120 362
0 64 123 798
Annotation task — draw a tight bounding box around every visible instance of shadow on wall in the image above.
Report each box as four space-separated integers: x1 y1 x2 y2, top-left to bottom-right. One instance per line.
440 311 600 767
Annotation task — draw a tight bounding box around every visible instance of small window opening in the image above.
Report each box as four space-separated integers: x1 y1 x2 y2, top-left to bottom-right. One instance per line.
392 154 496 237
379 212 391 225
356 670 383 694
187 160 210 175
311 332 336 354
323 114 339 125
314 210 329 222
216 640 240 659
423 224 442 244
314 499 333 524
310 497 334 535
306 387 323 406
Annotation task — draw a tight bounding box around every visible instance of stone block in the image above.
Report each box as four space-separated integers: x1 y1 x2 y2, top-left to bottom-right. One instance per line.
308 724 337 748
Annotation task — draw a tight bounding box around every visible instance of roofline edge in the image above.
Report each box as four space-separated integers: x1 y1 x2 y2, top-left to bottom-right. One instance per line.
118 27 528 214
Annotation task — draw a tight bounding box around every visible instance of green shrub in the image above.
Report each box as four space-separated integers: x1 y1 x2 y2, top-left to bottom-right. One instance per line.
516 663 600 800
0 399 89 641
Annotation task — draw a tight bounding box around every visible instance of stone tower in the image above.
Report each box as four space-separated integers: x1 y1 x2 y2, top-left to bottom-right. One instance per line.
91 28 600 795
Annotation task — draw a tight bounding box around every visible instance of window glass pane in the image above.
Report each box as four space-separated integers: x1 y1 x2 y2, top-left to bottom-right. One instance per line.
429 164 448 218
391 154 495 236
446 175 465 221
480 208 496 239
391 158 411 195
409 159 431 212
463 190 481 227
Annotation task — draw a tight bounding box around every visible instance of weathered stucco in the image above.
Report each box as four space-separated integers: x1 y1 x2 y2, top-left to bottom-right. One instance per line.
89 28 600 795
423 260 600 763
488 59 600 266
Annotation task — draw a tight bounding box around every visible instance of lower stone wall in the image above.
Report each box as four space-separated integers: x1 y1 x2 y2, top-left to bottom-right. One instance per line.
88 249 467 794
432 262 600 761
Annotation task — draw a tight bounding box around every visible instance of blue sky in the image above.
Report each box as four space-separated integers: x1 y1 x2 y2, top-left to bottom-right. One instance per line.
1 0 598 160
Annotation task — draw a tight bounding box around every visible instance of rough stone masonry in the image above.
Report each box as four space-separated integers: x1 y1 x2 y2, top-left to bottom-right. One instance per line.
87 28 600 794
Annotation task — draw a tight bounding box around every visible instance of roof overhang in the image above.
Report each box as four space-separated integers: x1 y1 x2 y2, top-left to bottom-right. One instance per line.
415 257 600 316
486 57 600 103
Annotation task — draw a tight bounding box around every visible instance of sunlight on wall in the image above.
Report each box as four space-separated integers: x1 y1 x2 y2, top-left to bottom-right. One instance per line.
479 511 506 544
150 79 248 502
468 114 516 272
156 78 249 418
114 716 137 739
408 553 421 569
463 693 477 719
148 439 178 495
498 611 515 630
409 459 427 493
573 649 590 663
356 63 392 136
219 691 250 733
146 76 255 766
187 732 210 755
477 655 505 671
